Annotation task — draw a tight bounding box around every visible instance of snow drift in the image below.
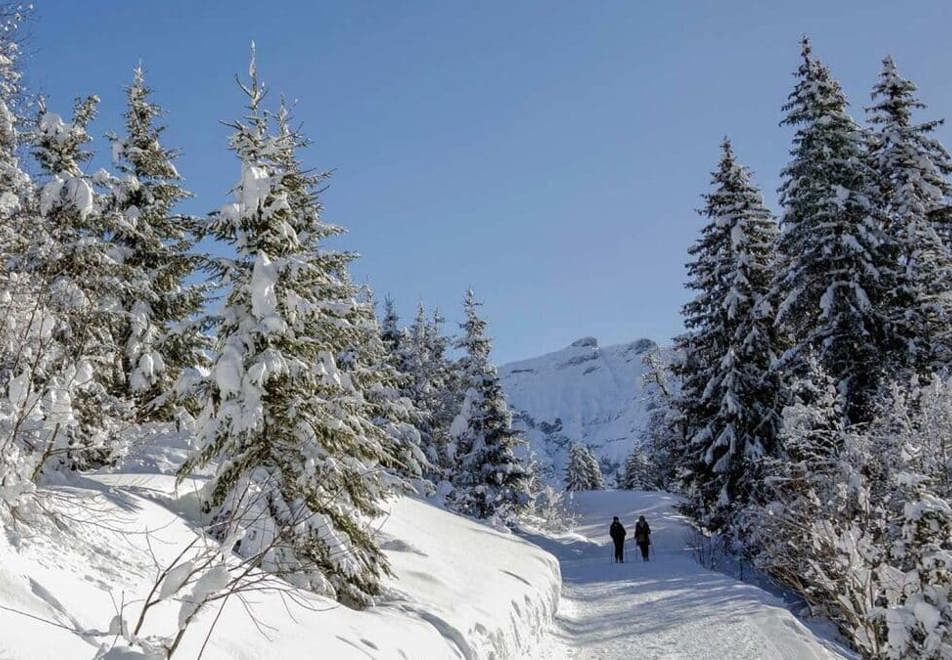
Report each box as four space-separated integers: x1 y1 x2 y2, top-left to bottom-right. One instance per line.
0 473 561 659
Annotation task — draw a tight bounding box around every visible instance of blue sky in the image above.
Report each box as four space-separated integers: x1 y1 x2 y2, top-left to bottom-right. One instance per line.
25 1 952 363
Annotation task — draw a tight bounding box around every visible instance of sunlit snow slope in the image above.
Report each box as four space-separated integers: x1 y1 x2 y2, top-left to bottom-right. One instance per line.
500 337 660 484
0 474 560 659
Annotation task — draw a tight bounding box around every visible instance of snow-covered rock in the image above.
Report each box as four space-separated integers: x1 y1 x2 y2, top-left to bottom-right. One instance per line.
500 337 661 484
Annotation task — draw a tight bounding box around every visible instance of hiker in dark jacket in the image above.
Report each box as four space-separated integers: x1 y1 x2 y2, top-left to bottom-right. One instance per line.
634 515 651 561
609 516 626 563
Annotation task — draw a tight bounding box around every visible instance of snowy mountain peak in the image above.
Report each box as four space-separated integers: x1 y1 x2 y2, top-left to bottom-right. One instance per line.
570 336 598 348
500 337 661 484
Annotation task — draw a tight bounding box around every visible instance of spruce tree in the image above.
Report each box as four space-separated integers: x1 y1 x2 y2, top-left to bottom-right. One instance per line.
638 347 680 491
749 357 893 654
106 66 207 420
32 95 133 470
426 307 463 475
0 3 30 294
619 447 651 490
449 290 530 520
673 139 781 529
880 379 952 658
378 300 461 483
0 5 75 489
337 283 426 487
565 443 597 491
0 4 29 250
0 3 33 305
379 295 401 355
889 468 952 659
584 445 605 490
773 38 887 422
387 302 446 477
867 56 952 375
181 53 392 607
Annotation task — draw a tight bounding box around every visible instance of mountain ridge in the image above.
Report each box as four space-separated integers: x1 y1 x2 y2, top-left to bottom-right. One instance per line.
499 336 661 485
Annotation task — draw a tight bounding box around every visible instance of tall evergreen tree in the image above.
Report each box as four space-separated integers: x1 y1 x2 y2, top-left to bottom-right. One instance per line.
673 139 781 529
619 446 651 491
426 307 463 474
106 66 207 420
565 442 603 491
0 5 77 489
387 302 445 477
747 356 873 645
637 347 680 491
336 285 426 488
773 38 888 422
379 295 401 355
377 300 461 482
0 4 29 249
181 53 393 607
880 378 952 658
0 3 31 306
867 56 952 375
449 290 530 520
584 445 604 490
32 95 133 469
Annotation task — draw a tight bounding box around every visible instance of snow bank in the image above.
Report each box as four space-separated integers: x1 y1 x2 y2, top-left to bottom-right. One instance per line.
0 474 560 659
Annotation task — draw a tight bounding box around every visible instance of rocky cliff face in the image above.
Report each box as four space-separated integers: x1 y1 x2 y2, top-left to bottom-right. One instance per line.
500 337 661 485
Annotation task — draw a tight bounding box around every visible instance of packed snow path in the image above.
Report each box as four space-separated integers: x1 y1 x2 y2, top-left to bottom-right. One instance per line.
527 491 850 660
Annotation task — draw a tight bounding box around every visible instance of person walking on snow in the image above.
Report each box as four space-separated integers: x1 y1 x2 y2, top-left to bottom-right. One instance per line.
634 515 651 561
609 516 627 563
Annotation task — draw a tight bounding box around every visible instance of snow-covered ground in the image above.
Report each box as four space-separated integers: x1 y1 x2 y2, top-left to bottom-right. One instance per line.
0 472 561 659
0 446 856 660
525 490 855 660
500 337 662 483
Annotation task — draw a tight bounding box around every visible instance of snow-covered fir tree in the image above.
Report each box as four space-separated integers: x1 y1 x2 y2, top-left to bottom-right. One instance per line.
867 56 952 376
0 6 29 284
0 4 29 251
905 376 952 500
618 446 651 490
673 139 781 530
0 6 77 497
773 38 888 422
887 459 952 658
584 447 604 490
564 443 590 492
869 377 952 658
337 285 427 488
425 307 464 475
379 294 401 355
747 356 846 596
564 442 603 491
0 4 33 281
381 301 451 480
106 65 207 420
401 302 430 387
30 95 133 470
448 290 530 520
636 346 680 491
181 53 396 607
748 357 892 655
750 366 952 656
374 299 462 483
